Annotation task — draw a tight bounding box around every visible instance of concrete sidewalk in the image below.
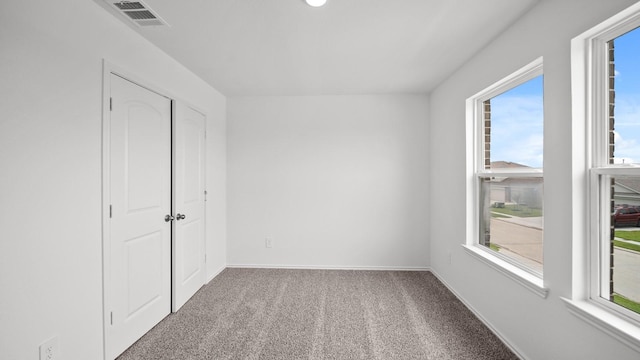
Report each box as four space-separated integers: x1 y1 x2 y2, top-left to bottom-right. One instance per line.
491 212 543 230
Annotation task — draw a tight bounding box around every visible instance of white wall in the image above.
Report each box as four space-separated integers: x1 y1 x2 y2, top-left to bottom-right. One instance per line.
0 1 226 359
429 0 640 359
227 95 429 269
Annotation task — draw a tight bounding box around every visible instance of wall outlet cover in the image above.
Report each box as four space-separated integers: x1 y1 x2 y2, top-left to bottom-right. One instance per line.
39 336 59 360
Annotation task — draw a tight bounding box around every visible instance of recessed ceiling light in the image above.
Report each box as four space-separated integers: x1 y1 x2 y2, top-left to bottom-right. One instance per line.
306 0 327 7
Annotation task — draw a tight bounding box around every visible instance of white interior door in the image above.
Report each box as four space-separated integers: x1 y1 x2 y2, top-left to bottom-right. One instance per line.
172 103 206 311
107 74 172 359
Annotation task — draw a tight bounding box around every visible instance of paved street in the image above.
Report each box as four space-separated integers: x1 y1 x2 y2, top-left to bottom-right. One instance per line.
489 215 640 303
613 246 640 303
489 217 543 273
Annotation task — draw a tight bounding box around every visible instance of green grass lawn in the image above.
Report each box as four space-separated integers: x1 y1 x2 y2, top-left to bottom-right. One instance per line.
491 204 542 218
609 234 640 315
614 230 640 242
491 213 510 218
613 240 640 252
613 294 640 314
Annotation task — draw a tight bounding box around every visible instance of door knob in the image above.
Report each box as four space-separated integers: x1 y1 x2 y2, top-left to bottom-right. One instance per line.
177 213 186 220
164 214 175 222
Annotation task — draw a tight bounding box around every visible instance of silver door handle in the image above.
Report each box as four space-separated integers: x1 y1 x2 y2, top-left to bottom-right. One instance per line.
164 214 175 222
177 213 186 221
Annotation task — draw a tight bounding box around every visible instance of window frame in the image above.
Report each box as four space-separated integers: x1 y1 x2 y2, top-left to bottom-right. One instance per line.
464 57 548 298
566 2 640 351
590 170 640 323
586 18 640 324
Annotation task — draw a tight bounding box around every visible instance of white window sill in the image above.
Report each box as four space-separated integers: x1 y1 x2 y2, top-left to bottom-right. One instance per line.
562 298 640 353
462 244 548 298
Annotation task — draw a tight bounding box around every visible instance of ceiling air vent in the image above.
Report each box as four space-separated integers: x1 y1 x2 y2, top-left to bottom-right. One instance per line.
106 1 169 27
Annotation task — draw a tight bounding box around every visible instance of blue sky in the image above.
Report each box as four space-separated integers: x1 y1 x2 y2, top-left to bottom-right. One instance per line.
489 26 640 167
611 27 640 164
489 75 544 168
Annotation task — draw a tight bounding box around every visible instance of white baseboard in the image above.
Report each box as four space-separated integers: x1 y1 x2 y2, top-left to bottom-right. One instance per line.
429 268 527 360
206 265 227 283
226 263 431 271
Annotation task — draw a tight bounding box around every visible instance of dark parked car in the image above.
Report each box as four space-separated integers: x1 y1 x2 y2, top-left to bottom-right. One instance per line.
613 206 640 227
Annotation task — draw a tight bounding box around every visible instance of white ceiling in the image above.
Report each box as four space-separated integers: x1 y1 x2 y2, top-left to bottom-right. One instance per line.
102 0 538 96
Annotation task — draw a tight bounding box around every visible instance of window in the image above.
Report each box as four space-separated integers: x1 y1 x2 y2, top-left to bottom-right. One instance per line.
465 58 545 293
587 23 640 321
569 3 640 346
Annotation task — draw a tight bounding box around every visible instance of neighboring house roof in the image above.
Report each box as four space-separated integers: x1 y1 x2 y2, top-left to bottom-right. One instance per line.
490 161 530 169
615 177 640 195
488 161 542 187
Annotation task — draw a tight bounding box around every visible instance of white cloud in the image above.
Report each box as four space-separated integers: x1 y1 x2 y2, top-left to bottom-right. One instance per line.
613 131 640 164
489 94 544 168
612 93 640 164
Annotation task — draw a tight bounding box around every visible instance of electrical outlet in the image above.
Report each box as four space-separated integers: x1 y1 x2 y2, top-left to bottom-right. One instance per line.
39 336 59 360
265 237 273 248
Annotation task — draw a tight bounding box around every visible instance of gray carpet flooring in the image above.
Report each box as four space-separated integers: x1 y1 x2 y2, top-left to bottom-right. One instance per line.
117 268 518 360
